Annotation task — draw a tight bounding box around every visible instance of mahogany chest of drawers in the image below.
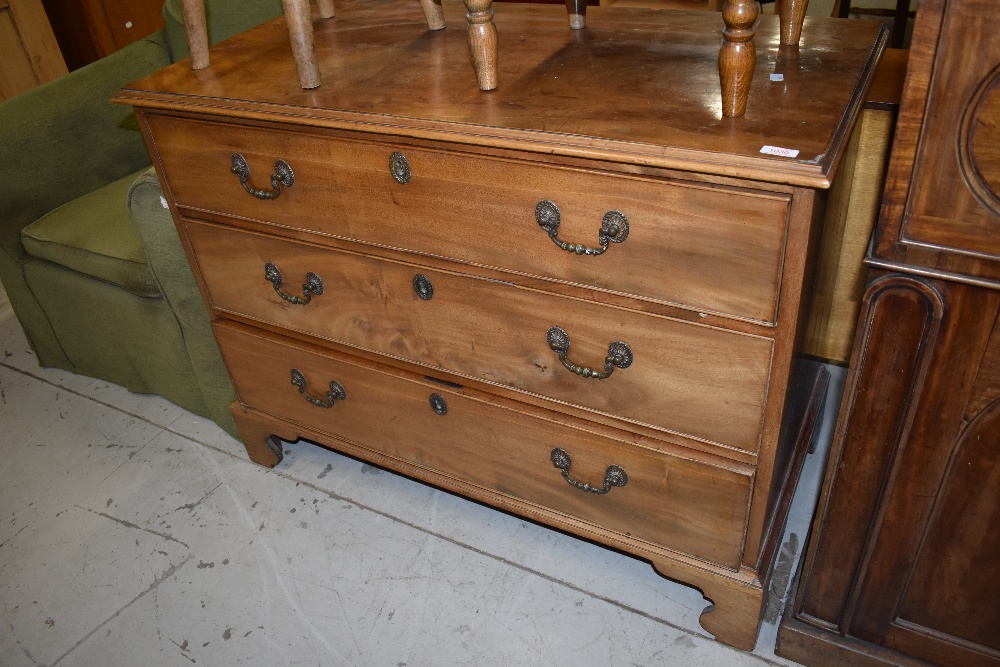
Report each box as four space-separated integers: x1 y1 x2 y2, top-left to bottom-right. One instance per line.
116 0 885 650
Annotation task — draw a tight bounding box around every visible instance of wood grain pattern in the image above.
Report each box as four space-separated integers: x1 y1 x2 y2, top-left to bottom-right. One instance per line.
718 0 757 118
463 0 497 90
798 274 945 627
780 3 1000 663
216 319 754 568
778 0 807 46
148 114 791 324
0 9 39 98
874 0 1000 282
185 219 773 452
123 1 877 650
42 0 163 70
180 0 208 69
118 0 887 188
896 0 1000 257
782 275 1000 667
0 0 66 100
282 0 320 88
887 396 1000 660
97 0 166 51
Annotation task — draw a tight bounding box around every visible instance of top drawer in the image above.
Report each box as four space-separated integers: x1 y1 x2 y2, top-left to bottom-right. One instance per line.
147 114 791 324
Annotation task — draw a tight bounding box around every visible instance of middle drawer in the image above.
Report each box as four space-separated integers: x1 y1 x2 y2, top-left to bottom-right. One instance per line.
186 220 773 452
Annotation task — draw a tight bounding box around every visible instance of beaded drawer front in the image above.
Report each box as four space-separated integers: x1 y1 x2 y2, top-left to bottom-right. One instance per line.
150 115 792 324
120 3 884 650
185 219 774 452
214 320 754 569
143 110 825 652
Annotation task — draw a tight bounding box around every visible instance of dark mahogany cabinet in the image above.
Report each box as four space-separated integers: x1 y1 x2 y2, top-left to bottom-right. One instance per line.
777 0 1000 665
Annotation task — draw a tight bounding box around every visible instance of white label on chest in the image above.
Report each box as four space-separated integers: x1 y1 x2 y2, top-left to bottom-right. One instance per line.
760 145 800 158
770 73 784 81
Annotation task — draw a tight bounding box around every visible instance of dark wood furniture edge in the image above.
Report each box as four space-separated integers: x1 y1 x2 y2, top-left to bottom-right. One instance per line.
871 0 948 263
864 47 909 111
755 361 830 573
777 567 932 667
865 256 1000 292
814 24 890 188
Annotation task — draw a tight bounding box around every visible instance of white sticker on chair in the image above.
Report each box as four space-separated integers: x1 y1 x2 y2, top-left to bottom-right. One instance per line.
160 196 169 209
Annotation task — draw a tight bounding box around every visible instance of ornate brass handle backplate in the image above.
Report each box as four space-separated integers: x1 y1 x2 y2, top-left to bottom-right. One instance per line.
231 152 294 200
546 326 632 379
264 262 323 305
550 448 628 495
290 369 346 408
535 200 629 256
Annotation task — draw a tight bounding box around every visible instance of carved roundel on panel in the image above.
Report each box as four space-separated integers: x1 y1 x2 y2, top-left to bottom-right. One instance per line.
958 64 1000 217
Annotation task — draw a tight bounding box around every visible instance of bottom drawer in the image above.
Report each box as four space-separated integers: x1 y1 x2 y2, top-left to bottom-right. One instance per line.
215 321 752 569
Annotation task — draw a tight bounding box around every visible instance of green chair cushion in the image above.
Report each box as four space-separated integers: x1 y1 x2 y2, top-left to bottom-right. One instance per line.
21 169 159 298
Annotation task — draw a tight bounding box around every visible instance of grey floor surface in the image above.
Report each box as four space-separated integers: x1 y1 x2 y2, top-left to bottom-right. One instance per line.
0 281 840 666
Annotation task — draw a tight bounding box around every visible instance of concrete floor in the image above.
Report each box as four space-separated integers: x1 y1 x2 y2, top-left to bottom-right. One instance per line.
0 280 841 666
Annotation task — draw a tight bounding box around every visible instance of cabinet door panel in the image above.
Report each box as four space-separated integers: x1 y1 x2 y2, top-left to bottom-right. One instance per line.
879 400 1000 666
902 0 1000 258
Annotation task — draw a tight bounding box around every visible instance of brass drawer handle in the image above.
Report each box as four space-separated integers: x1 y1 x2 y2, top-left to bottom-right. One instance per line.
231 152 294 200
264 262 323 305
290 369 346 408
535 200 629 256
546 326 633 379
550 448 628 495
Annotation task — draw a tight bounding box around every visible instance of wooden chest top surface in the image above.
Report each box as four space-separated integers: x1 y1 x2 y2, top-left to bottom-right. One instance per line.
116 0 886 188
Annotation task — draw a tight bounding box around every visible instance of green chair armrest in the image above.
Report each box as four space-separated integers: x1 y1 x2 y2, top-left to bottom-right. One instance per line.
128 168 239 437
0 31 171 260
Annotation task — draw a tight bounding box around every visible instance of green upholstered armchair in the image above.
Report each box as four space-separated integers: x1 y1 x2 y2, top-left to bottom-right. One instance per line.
0 0 283 439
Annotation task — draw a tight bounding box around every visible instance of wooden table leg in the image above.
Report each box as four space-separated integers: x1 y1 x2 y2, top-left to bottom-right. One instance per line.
566 0 587 29
316 0 336 19
464 0 498 90
282 0 321 89
420 0 447 30
719 0 757 118
180 0 209 69
779 0 809 46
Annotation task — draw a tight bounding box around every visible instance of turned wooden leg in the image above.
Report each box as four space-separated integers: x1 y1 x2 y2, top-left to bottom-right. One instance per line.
420 0 447 30
464 0 498 90
180 0 209 69
718 0 758 118
779 0 809 46
566 0 587 29
230 403 298 468
316 0 336 18
281 0 321 89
